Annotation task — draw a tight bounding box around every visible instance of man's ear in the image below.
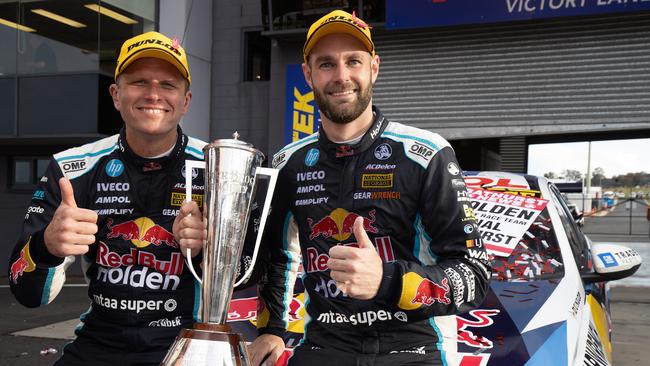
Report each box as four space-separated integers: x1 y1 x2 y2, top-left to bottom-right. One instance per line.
302 62 313 89
182 90 192 113
109 83 120 110
371 54 380 84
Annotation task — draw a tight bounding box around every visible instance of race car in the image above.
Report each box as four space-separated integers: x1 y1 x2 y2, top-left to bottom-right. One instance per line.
456 171 641 366
225 171 641 366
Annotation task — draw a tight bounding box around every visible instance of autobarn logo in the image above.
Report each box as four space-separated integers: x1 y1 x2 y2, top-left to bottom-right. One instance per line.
409 143 434 159
62 159 86 173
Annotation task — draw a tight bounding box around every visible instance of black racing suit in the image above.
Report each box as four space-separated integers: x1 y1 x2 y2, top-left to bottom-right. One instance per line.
257 107 491 366
8 127 261 365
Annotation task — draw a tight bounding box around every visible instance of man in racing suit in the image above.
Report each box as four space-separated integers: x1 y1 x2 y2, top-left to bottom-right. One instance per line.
8 32 258 365
248 10 491 366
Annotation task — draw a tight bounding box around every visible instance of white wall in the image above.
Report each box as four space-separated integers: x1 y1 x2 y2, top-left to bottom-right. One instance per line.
159 0 212 142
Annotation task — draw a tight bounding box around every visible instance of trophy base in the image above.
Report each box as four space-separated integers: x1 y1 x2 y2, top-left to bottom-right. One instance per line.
161 323 251 366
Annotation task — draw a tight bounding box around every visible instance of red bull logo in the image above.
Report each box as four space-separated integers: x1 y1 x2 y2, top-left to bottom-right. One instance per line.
307 208 378 241
412 277 450 306
253 293 306 334
228 297 258 322
399 272 451 310
10 239 36 284
457 309 500 348
107 217 178 248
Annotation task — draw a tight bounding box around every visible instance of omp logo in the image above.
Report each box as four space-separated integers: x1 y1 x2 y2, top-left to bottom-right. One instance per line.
409 143 434 159
62 159 86 173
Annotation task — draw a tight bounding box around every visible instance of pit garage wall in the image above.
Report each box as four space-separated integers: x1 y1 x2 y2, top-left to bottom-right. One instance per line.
266 12 650 173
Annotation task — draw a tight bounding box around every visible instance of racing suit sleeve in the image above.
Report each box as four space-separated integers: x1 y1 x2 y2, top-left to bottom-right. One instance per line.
8 158 75 308
255 164 301 338
374 146 491 320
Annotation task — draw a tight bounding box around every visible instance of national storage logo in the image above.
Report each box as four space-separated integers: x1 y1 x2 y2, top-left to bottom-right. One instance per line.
362 173 393 188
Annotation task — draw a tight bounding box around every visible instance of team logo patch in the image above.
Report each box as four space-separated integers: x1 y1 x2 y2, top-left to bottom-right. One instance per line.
181 164 199 180
374 143 392 160
447 162 460 176
399 272 450 310
106 217 178 248
305 148 319 167
307 208 378 242
10 238 36 284
361 173 393 188
105 159 124 177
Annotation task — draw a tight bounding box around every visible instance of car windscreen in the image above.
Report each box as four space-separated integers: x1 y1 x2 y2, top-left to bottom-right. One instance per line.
487 207 564 282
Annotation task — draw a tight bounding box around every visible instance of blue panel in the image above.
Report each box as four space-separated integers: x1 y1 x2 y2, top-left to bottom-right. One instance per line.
386 0 650 30
521 322 563 359
491 280 557 332
284 64 320 145
524 322 567 366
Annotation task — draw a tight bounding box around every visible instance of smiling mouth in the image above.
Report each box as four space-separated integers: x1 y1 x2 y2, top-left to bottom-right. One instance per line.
137 107 168 114
329 89 356 97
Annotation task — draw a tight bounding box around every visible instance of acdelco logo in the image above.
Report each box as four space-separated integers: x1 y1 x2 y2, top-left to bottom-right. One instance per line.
62 159 86 173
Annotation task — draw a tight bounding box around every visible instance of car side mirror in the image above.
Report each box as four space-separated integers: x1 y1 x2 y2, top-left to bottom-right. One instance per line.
582 243 642 283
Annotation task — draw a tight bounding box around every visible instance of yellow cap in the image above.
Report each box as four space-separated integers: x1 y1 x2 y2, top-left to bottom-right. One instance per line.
303 10 374 63
115 31 191 85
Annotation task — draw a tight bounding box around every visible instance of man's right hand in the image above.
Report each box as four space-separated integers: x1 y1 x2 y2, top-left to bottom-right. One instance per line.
44 178 98 257
172 200 206 258
248 334 286 366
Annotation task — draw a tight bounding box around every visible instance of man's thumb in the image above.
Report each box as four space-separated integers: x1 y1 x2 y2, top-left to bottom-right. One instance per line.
59 177 77 208
353 217 373 248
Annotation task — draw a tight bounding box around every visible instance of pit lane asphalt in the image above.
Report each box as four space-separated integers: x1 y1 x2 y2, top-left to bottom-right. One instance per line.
1 279 648 365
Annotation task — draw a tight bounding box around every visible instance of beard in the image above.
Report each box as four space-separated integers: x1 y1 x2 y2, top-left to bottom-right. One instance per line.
313 80 373 125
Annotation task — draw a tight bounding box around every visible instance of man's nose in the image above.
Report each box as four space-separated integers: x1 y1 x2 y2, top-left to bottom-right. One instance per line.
144 83 161 100
333 62 351 82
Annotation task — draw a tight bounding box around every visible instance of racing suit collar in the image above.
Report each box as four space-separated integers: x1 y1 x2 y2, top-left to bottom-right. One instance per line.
118 125 186 172
319 105 388 158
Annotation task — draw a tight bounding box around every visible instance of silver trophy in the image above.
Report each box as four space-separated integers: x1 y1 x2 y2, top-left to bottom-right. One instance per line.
161 133 277 366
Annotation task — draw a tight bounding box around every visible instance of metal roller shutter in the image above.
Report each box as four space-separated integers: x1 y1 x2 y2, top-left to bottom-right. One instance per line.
372 12 650 141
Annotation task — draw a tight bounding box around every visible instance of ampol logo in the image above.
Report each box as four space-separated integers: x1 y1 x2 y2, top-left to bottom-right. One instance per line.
106 217 178 248
307 208 378 241
10 238 36 284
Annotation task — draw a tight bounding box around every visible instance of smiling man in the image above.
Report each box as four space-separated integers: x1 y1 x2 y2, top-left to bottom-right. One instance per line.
248 10 492 366
8 32 215 365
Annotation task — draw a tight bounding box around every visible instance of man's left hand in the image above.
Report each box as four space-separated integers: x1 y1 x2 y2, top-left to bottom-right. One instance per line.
328 217 383 300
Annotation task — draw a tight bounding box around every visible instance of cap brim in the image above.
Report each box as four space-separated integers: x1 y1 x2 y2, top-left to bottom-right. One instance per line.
304 21 374 62
117 48 190 82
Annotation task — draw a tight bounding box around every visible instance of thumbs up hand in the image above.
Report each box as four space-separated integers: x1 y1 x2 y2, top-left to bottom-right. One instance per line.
44 178 98 257
327 217 383 300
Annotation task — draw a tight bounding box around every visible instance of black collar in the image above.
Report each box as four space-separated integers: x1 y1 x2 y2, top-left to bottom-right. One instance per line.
318 105 388 158
118 125 186 172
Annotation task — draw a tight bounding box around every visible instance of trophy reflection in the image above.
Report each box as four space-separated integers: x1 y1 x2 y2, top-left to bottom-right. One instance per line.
161 133 277 366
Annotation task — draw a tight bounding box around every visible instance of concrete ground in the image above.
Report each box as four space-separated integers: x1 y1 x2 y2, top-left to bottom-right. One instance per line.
0 280 648 365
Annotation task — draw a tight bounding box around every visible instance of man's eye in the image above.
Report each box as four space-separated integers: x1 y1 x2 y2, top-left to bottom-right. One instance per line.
162 82 176 89
132 80 146 86
319 62 333 69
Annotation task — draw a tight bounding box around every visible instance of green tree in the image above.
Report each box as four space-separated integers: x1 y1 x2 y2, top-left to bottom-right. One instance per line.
592 167 606 186
562 169 583 181
544 171 557 179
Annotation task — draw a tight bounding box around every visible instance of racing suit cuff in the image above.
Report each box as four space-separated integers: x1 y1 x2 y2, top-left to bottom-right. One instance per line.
257 326 287 339
374 262 400 305
29 230 65 267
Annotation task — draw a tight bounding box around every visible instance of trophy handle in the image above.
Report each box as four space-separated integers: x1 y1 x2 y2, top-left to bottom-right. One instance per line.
233 166 278 287
184 159 206 284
